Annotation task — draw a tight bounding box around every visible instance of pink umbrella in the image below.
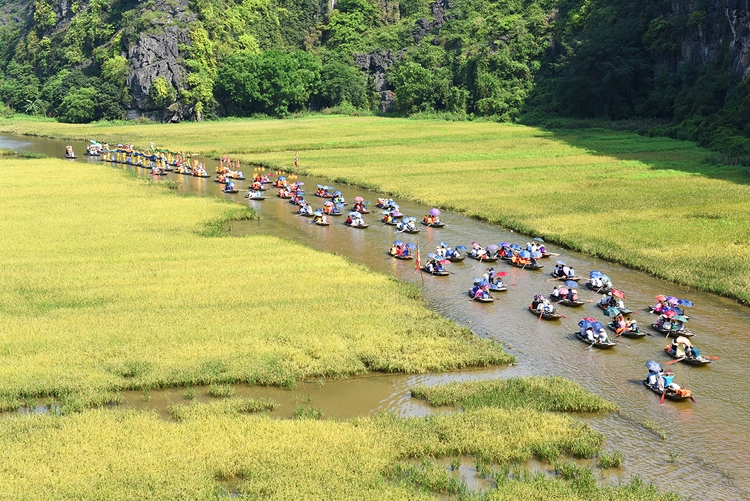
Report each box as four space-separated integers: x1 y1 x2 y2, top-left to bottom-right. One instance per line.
611 289 625 299
354 196 364 202
663 310 676 318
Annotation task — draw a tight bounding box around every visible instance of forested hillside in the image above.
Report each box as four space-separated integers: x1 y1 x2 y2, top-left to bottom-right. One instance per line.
0 0 748 157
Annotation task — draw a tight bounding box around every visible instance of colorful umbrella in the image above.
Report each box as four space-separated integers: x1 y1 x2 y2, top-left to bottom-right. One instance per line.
663 310 676 318
674 336 692 346
486 244 499 252
456 246 468 251
391 211 403 217
559 287 569 294
499 242 511 247
611 289 625 299
333 190 342 196
677 299 694 307
354 196 364 202
667 296 678 304
510 244 521 250
673 315 689 322
405 243 417 250
429 208 440 216
348 211 362 217
564 280 578 288
531 251 542 259
497 271 509 277
603 306 620 316
393 240 404 246
520 250 531 258
534 237 544 242
655 295 667 301
427 253 438 259
590 270 602 278
646 360 662 372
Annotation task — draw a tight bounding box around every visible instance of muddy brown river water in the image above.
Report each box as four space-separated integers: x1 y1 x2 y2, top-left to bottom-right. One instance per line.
3 134 749 500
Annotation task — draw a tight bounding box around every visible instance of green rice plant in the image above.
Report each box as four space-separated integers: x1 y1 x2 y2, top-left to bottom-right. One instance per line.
185 387 195 400
410 377 618 413
170 397 277 421
4 115 745 303
292 405 323 420
207 384 235 398
642 420 668 440
0 156 511 410
667 451 679 463
16 150 47 159
0 148 15 156
597 451 624 468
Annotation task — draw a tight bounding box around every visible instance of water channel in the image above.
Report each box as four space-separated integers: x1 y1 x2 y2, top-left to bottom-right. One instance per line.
2 133 749 500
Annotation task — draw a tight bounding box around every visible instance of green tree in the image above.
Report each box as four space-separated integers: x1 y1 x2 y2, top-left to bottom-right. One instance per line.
319 62 367 108
59 87 96 122
387 61 433 113
149 76 177 108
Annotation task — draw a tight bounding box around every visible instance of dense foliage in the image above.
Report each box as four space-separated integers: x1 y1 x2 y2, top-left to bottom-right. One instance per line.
0 0 748 157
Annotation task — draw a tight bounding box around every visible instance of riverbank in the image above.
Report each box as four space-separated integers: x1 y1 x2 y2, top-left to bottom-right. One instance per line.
0 155 510 411
2 116 747 305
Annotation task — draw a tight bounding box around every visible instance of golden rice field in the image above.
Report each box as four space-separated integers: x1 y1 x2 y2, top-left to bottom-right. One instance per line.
0 387 681 500
4 116 747 303
0 155 510 411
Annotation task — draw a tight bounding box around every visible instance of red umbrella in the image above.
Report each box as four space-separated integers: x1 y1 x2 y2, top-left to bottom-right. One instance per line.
583 317 596 322
663 310 676 318
611 289 625 299
655 295 667 301
438 259 450 265
497 271 510 277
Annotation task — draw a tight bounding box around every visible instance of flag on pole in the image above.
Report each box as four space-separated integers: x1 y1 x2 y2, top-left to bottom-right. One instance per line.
415 242 421 272
294 151 299 170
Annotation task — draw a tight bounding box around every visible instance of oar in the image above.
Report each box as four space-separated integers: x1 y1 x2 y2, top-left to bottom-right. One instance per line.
538 310 543 321
689 395 696 403
664 357 685 365
586 341 596 350
660 389 666 405
704 355 720 361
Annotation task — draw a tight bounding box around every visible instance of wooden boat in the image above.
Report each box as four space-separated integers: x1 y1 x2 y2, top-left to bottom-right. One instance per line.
528 306 564 320
585 283 613 294
664 347 712 366
398 228 420 234
228 175 246 180
388 251 413 260
64 155 78 159
642 380 693 401
596 302 633 315
607 322 646 338
277 193 292 199
246 195 266 201
421 267 449 276
446 255 465 262
549 274 582 282
649 323 694 338
315 221 329 226
297 211 314 217
328 211 343 216
222 188 239 194
551 297 586 307
193 172 210 178
421 221 445 228
315 193 333 198
508 260 543 270
576 331 617 348
345 222 368 228
467 253 498 263
382 220 398 226
469 290 494 303
488 283 507 292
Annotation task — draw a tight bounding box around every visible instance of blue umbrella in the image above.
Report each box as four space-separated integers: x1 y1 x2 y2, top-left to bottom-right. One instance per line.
333 190 342 196
590 270 603 278
335 204 345 209
520 250 531 258
534 237 545 242
278 176 286 181
440 242 449 247
316 184 323 188
456 245 468 251
486 244 499 252
427 253 438 259
405 243 417 250
556 260 566 265
324 186 334 190
564 280 578 288
404 216 416 222
510 244 521 250
646 360 662 372
349 211 361 217
677 299 694 307
382 211 391 215
531 251 542 259
499 242 511 247
314 208 323 213
393 240 404 246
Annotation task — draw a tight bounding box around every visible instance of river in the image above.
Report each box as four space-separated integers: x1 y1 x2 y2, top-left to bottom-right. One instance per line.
2 133 748 500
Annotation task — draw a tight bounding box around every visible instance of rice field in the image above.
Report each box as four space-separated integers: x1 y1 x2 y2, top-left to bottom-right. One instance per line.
3 116 747 303
0 156 510 411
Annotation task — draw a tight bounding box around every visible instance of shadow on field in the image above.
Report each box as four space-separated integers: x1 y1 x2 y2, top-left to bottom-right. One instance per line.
542 127 750 185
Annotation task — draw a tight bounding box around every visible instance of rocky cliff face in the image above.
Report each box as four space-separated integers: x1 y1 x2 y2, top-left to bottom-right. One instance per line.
666 0 750 77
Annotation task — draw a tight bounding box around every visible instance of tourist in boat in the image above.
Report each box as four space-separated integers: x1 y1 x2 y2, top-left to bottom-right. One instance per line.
590 275 603 288
566 288 578 302
382 212 394 223
246 189 263 199
551 287 560 300
552 264 566 278
425 259 444 273
298 203 313 216
353 201 366 213
566 266 576 278
291 194 304 205
250 180 263 190
471 283 490 299
646 362 665 390
397 219 417 232
65 145 75 158
470 243 487 259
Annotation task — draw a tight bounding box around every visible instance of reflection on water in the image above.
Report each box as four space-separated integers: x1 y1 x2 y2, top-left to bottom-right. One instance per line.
2 134 750 500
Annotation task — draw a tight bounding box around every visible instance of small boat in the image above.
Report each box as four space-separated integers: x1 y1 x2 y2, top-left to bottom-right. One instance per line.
467 254 498 263
345 222 368 228
646 306 690 320
64 155 77 159
576 331 617 348
596 303 633 315
607 322 646 338
315 221 329 226
246 195 266 201
664 347 712 366
649 324 694 338
388 251 413 260
551 297 586 307
585 283 613 293
421 221 445 228
399 228 420 234
446 255 465 262
488 283 507 292
549 274 582 282
222 188 239 194
508 260 543 270
228 175 246 180
528 306 564 320
277 193 292 199
642 380 693 402
421 267 449 276
382 220 398 226
194 172 210 178
214 178 228 184
469 290 494 303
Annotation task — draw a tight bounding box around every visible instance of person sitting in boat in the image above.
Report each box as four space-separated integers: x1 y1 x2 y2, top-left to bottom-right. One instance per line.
436 245 447 257
566 267 575 278
225 181 236 190
251 180 263 190
218 174 228 183
405 219 417 232
669 337 693 358
298 204 312 216
594 328 609 343
292 194 304 205
590 276 603 288
539 244 546 254
471 246 487 259
614 314 628 335
551 287 560 299
646 364 665 390
332 195 345 205
65 145 75 157
246 190 262 199
626 318 638 332
353 202 365 212
616 297 626 309
552 265 565 278
584 326 596 342
425 259 443 273
567 288 578 301
382 213 393 223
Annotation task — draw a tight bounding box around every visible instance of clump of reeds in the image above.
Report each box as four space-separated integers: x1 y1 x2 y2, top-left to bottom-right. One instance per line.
207 384 235 398
597 451 624 468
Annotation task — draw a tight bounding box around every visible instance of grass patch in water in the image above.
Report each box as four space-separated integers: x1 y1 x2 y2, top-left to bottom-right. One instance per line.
207 384 235 398
16 150 47 159
4 116 747 303
0 155 512 411
597 450 624 468
0 148 15 156
410 376 618 413
170 397 277 421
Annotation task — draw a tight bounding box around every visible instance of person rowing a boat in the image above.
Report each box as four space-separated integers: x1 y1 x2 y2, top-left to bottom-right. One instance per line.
566 288 578 301
425 259 443 273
